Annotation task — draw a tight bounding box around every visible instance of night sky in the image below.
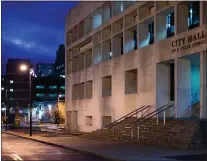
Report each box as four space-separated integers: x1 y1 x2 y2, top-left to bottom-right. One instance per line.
1 1 78 74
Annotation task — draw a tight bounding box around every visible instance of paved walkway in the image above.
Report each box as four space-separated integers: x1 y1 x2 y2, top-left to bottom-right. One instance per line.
3 130 207 161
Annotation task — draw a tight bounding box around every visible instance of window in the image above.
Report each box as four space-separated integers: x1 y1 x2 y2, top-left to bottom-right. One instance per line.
102 76 112 97
10 89 14 92
49 85 57 89
60 85 65 89
36 85 44 89
10 98 14 100
79 83 85 99
49 93 58 97
148 22 154 44
125 69 137 94
86 81 93 99
188 2 200 29
166 12 175 38
36 94 45 97
72 84 78 100
133 31 137 50
10 80 13 83
85 116 93 125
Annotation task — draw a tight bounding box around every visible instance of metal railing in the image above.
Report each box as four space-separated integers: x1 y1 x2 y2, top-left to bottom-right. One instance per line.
104 105 153 130
130 103 174 140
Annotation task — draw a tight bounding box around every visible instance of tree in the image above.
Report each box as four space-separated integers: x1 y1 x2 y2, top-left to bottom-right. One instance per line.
51 109 65 125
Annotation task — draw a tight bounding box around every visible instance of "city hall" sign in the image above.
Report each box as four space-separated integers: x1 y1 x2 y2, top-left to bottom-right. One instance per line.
172 30 207 53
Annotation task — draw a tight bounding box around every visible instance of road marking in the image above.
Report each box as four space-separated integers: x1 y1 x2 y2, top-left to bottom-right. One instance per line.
12 154 23 160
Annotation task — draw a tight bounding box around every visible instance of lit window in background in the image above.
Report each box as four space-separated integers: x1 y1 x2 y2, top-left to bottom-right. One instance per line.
10 80 14 83
49 85 57 89
1 87 4 90
10 89 14 92
60 85 65 89
36 85 44 89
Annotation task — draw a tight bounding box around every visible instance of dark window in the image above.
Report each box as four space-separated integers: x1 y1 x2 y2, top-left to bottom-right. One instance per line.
167 12 175 38
133 31 137 50
188 2 200 30
121 36 123 55
170 64 175 101
148 22 154 44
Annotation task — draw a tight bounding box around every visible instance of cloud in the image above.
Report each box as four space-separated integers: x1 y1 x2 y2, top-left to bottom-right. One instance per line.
2 20 63 55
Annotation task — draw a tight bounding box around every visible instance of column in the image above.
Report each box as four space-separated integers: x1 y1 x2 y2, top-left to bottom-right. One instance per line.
200 51 207 119
175 58 191 118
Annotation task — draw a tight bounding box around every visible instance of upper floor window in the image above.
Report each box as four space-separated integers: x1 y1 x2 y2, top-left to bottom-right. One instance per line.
148 22 154 44
10 80 14 83
166 12 175 38
10 89 14 92
188 2 200 30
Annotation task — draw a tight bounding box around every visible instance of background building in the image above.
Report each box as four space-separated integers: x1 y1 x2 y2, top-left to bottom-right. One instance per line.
36 63 54 77
32 76 65 122
65 1 207 132
5 59 32 123
5 59 32 108
53 44 65 77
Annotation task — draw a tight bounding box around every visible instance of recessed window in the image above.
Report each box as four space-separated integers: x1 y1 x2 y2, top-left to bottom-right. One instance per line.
166 12 175 38
10 89 14 92
188 2 200 30
36 85 44 89
148 21 154 44
49 85 57 89
125 69 137 94
10 80 14 83
85 116 93 126
102 76 112 97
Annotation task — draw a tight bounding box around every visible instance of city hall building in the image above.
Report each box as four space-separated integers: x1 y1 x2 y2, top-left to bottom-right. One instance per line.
65 1 207 132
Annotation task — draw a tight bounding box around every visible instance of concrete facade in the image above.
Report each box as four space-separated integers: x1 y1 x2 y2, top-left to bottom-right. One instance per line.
65 1 207 132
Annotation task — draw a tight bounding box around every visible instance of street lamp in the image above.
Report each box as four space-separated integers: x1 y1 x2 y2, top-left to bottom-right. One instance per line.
57 95 62 126
19 64 33 136
5 89 8 131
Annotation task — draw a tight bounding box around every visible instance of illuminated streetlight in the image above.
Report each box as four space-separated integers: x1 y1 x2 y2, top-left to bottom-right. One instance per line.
1 87 4 90
19 63 33 136
20 64 28 71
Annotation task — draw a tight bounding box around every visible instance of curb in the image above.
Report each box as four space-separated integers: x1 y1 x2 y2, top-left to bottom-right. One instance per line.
4 132 126 161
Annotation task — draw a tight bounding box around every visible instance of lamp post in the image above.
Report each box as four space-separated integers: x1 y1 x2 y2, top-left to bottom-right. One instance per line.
20 64 33 136
5 89 8 131
57 95 61 126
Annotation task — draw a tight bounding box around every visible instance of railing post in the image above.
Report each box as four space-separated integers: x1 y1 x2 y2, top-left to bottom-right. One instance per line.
113 127 115 140
131 126 133 140
156 113 159 124
163 110 166 125
137 125 140 140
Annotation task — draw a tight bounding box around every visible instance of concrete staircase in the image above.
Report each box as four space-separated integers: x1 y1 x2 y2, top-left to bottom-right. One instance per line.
83 117 206 149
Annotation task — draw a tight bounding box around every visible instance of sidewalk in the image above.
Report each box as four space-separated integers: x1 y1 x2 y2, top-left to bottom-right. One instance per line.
3 130 207 161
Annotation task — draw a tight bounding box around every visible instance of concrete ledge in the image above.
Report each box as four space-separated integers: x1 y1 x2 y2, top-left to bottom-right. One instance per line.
3 132 126 161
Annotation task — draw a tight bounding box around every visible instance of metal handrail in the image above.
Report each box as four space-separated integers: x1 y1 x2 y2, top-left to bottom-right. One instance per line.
132 103 174 128
130 103 174 140
104 105 152 129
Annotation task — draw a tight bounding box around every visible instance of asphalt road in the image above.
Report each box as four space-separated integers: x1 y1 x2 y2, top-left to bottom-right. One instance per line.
2 133 110 161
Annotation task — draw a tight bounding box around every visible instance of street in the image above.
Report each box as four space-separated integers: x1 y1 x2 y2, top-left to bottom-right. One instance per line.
2 133 110 161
